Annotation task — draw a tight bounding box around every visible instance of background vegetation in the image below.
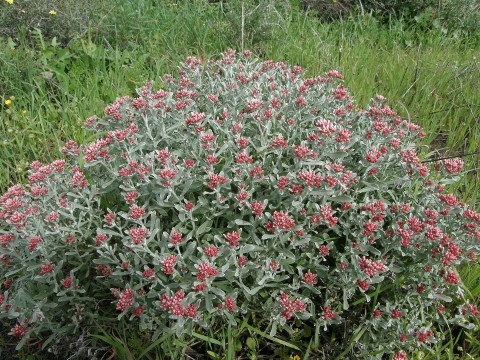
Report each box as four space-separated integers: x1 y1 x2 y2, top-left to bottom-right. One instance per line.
1 0 479 358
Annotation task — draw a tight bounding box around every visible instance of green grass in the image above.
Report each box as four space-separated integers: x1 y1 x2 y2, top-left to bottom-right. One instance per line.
1 0 479 358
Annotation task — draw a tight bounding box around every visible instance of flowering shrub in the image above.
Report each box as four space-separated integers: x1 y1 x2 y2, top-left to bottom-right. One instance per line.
1 49 479 358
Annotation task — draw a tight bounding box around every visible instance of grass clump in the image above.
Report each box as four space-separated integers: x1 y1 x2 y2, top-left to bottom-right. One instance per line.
0 0 111 45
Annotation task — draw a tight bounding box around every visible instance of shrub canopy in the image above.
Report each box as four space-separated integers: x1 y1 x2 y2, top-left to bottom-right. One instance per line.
1 50 479 358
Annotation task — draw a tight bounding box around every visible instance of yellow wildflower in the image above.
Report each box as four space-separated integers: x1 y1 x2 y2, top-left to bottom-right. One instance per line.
5 0 14 5
293 356 301 360
49 10 56 15
4 99 12 106
22 109 27 115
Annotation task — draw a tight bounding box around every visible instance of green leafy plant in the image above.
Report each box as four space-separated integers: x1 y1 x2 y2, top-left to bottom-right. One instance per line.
0 0 109 45
215 0 291 52
439 0 480 36
300 0 437 21
1 50 479 358
300 0 353 20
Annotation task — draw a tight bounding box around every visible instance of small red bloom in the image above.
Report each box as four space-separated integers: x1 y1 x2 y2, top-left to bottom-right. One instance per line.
279 293 306 320
194 283 207 292
238 256 247 268
269 261 278 271
442 158 463 174
170 230 184 244
251 201 263 216
323 306 336 320
272 211 295 230
357 280 369 291
133 306 143 316
444 269 459 284
393 351 407 360
203 245 220 257
143 268 155 278
225 231 241 246
319 245 329 257
130 206 146 219
271 135 288 148
161 255 177 275
225 296 235 311
197 263 217 281
391 309 402 319
130 227 149 244
45 211 59 222
293 145 311 159
303 272 317 285
28 236 42 251
185 159 195 168
95 233 108 245
40 262 55 275
11 324 29 338
105 212 115 224
116 288 134 311
125 191 139 205
185 304 197 318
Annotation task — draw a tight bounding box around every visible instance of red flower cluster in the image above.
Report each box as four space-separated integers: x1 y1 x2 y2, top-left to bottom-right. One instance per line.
272 211 295 230
359 257 387 277
161 290 197 318
279 293 306 320
116 289 134 311
161 255 177 275
196 263 217 281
